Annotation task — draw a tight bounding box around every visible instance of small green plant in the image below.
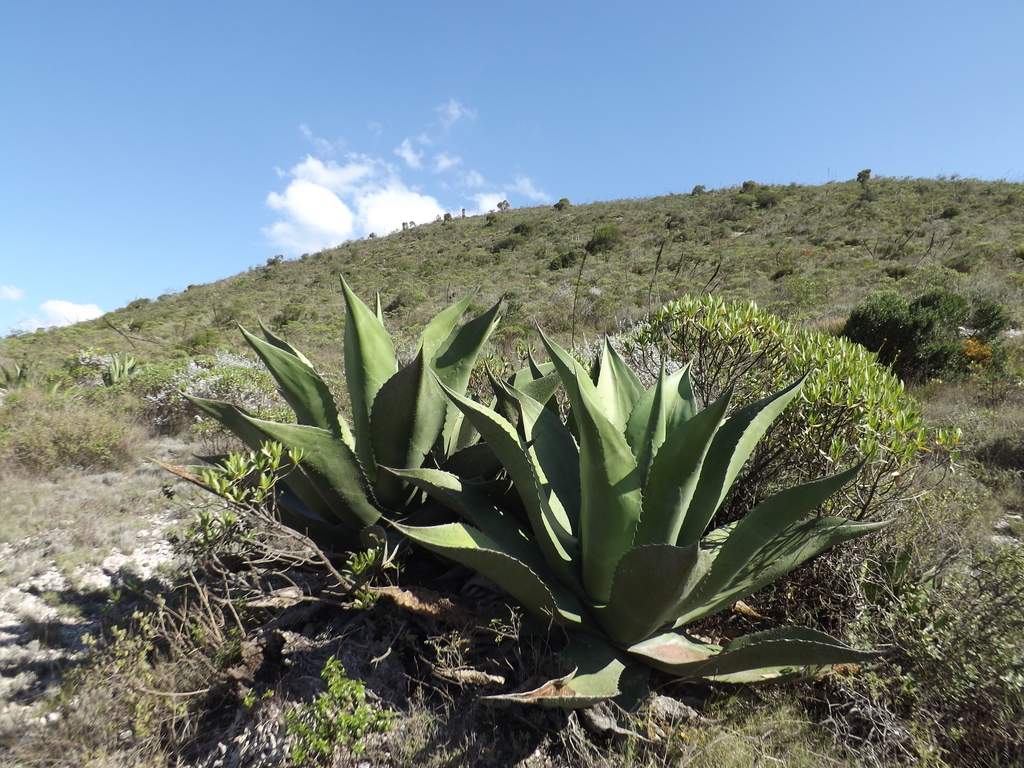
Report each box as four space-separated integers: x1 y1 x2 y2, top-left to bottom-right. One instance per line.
104 352 139 386
554 197 571 211
285 656 393 763
0 362 30 391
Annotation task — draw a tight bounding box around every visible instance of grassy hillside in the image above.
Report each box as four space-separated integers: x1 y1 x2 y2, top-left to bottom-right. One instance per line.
3 175 1024 767
4 174 1024 375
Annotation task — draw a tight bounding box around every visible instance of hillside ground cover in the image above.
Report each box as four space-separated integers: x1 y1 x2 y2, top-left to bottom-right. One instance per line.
2 176 1024 766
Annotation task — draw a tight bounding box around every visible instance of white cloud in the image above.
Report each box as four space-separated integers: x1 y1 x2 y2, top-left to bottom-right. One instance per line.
356 184 445 235
511 175 550 202
291 156 374 192
437 98 476 130
16 299 104 332
265 179 357 253
394 138 423 169
461 170 487 188
299 124 341 155
0 285 23 301
433 153 462 173
264 154 445 252
467 192 507 216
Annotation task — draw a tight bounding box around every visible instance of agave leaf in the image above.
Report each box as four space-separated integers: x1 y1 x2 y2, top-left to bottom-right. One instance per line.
594 543 708 646
489 374 581 540
504 371 560 413
370 348 448 509
678 516 890 625
676 376 806 547
623 363 696 474
676 463 863 622
384 467 553 574
593 338 644 432
485 632 629 708
440 442 503 481
633 388 732 547
252 319 315 366
273 485 363 551
342 277 399 482
391 520 590 627
185 395 344 525
417 288 478 364
440 382 585 595
623 362 667 484
235 417 382 531
544 336 642 603
574 385 643 604
432 297 502 455
241 325 344 438
539 330 602 409
185 395 378 530
629 626 879 680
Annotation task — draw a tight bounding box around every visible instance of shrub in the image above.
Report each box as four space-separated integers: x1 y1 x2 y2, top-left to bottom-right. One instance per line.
510 222 535 238
969 298 1011 343
0 388 142 474
585 223 624 254
843 289 976 382
285 656 393 762
553 197 571 211
127 352 283 435
184 329 221 352
856 543 1024 764
548 250 580 271
754 187 782 209
623 296 929 524
491 234 526 253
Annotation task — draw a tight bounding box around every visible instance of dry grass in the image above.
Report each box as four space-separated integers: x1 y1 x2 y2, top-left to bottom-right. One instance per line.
0 437 200 589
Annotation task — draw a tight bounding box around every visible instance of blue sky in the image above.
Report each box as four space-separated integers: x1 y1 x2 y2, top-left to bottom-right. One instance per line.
2 1 1022 335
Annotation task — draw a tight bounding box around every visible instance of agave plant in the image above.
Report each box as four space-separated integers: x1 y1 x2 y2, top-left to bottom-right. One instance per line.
391 332 889 706
182 279 501 550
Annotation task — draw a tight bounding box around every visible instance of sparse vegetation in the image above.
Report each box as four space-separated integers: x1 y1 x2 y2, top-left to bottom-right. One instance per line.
3 176 1024 766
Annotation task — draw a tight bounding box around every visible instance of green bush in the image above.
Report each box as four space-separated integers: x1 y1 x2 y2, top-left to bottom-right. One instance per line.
553 197 571 211
548 250 580 271
623 296 929 524
0 388 141 474
969 298 1012 343
585 223 624 254
490 234 527 253
184 329 221 352
510 222 536 238
843 289 978 382
856 542 1024 764
754 187 782 209
126 352 283 435
285 656 393 763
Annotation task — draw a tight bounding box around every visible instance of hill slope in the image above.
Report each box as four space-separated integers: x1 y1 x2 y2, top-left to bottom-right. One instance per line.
4 175 1024 374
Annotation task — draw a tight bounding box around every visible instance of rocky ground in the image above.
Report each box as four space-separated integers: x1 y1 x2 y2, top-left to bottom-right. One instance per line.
0 439 196 744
